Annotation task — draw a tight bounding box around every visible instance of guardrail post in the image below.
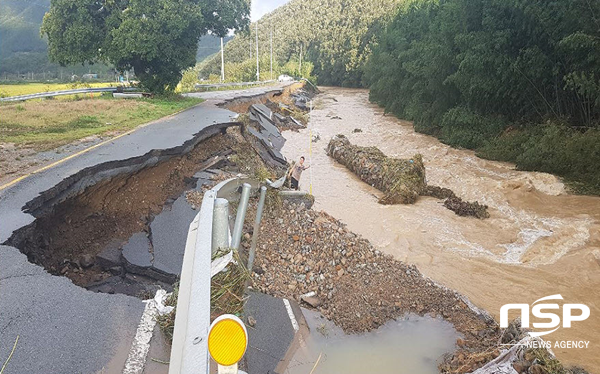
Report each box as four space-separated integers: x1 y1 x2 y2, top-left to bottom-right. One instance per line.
247 186 267 272
231 183 252 250
169 191 215 374
212 198 230 254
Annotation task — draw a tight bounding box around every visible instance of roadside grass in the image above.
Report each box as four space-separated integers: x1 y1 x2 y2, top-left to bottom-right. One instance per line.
157 250 250 345
0 95 203 150
0 82 120 97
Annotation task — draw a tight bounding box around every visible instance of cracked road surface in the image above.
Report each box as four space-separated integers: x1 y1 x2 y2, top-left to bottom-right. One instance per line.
0 84 287 374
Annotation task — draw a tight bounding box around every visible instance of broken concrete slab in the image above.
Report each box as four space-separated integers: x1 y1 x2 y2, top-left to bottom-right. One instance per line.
122 232 153 269
290 116 305 128
86 274 171 296
245 127 287 166
249 104 286 150
252 103 273 119
151 193 198 276
193 170 217 180
273 112 287 124
96 239 124 270
243 292 301 374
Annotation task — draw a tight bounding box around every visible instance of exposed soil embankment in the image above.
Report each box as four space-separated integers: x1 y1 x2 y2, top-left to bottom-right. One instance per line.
5 122 282 297
6 127 235 289
223 82 311 126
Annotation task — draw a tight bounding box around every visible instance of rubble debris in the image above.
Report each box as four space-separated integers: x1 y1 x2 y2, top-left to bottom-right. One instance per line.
327 135 490 218
422 186 490 219
301 295 322 308
290 88 312 110
422 185 456 199
444 196 490 219
326 134 426 204
79 253 95 268
263 100 307 130
250 199 501 373
278 191 315 209
244 126 287 166
352 128 362 133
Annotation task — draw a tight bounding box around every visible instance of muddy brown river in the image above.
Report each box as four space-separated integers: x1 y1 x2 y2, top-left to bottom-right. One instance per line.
280 87 600 372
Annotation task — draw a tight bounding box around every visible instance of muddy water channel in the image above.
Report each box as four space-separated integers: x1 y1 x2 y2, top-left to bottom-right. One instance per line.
281 87 600 371
287 311 458 374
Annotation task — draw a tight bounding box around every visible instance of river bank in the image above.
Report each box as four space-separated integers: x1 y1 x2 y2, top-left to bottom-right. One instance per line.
279 87 600 372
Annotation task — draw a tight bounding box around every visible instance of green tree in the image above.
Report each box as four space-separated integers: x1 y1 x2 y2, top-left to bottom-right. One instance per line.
41 0 250 92
364 0 600 191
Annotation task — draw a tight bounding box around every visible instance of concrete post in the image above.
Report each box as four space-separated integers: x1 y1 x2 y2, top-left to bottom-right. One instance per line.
231 183 252 249
212 198 230 254
255 22 260 82
248 186 267 271
220 37 225 82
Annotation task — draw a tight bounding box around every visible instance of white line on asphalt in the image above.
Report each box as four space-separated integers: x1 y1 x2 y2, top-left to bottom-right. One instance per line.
123 298 159 374
283 299 299 332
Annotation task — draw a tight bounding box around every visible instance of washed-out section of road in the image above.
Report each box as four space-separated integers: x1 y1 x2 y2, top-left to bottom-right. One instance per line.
0 84 291 374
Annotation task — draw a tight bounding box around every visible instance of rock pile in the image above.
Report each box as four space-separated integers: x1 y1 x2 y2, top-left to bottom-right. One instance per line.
326 134 426 204
251 198 501 372
327 135 490 218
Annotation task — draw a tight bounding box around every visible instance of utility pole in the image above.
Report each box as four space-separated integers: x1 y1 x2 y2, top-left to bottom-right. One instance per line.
220 37 225 82
270 28 273 80
299 44 302 78
255 22 259 81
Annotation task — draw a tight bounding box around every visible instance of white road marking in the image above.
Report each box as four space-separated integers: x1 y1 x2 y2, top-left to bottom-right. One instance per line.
123 299 159 374
283 298 299 332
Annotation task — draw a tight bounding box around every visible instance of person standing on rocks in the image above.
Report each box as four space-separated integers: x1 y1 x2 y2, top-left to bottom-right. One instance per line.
288 156 310 190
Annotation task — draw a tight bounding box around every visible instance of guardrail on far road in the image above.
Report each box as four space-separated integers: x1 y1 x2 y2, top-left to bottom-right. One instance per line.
0 87 135 102
194 80 276 91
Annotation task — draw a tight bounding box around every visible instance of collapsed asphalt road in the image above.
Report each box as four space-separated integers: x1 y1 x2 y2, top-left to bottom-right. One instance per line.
0 84 290 374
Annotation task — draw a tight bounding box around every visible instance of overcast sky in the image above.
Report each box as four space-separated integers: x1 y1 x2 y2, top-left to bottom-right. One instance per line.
251 0 291 21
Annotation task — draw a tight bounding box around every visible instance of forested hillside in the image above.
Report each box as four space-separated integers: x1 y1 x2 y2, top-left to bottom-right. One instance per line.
199 0 402 86
196 35 232 62
0 0 53 75
364 0 600 192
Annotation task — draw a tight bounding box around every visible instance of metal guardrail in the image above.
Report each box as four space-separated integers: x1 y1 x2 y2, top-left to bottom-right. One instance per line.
0 87 134 102
169 176 260 374
194 80 276 91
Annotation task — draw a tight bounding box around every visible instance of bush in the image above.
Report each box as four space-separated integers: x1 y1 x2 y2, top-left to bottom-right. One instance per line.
479 123 600 193
439 107 507 149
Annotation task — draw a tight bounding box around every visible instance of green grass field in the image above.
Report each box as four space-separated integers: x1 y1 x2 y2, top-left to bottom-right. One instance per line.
0 94 203 150
0 82 122 97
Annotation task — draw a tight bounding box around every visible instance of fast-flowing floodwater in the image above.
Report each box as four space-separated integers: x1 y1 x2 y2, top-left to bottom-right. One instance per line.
281 87 600 371
285 311 458 374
